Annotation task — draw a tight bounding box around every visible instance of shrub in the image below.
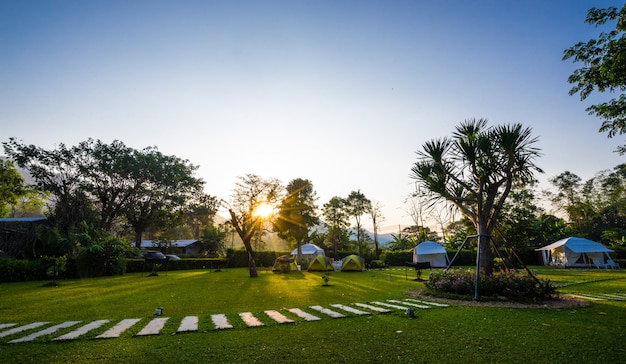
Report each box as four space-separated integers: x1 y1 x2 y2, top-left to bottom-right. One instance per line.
425 268 556 301
75 236 127 277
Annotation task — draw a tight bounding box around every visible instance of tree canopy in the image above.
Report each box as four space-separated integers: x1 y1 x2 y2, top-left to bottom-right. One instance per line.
564 4 626 153
411 119 542 275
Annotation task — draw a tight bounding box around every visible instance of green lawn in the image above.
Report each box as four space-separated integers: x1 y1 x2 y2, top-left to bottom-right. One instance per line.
1 266 625 363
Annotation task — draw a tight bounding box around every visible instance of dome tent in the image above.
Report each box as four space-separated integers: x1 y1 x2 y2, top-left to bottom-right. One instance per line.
290 243 325 259
536 237 615 268
307 255 334 271
340 254 365 271
413 241 449 268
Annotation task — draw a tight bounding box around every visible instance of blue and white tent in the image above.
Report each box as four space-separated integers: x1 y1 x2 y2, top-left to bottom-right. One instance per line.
536 237 614 268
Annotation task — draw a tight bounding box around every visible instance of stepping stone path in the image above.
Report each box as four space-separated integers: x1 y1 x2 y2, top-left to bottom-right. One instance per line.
0 298 448 344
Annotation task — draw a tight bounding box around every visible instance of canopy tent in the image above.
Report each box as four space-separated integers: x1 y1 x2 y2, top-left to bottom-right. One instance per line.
290 243 325 259
340 254 365 272
413 241 450 268
307 255 335 271
536 237 614 268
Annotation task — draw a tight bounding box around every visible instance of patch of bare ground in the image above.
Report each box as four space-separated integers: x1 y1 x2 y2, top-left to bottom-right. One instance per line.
407 290 590 309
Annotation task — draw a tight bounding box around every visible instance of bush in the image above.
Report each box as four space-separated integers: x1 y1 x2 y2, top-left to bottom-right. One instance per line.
75 236 127 277
425 269 556 301
0 257 53 282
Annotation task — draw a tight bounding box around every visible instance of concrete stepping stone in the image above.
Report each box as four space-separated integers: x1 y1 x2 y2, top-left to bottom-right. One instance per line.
9 321 81 343
211 314 233 330
370 301 409 310
388 299 430 309
309 305 345 318
353 303 391 313
0 322 50 339
0 323 17 330
264 310 294 324
287 308 321 321
177 316 198 333
54 320 110 341
136 317 169 336
96 318 141 339
330 304 370 315
405 298 450 307
239 312 264 327
601 294 626 301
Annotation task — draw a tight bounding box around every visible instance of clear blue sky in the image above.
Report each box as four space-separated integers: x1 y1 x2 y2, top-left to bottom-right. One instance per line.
1 0 624 233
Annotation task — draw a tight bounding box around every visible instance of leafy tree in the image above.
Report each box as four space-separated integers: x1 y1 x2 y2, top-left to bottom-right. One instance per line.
227 174 283 278
345 190 371 251
274 178 319 263
200 224 226 256
181 191 220 240
3 138 97 233
124 146 204 247
411 119 542 275
321 196 351 259
496 185 544 250
386 233 414 251
563 5 626 153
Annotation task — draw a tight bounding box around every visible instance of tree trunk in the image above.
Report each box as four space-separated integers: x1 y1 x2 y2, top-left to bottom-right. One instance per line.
476 224 493 276
242 237 258 278
134 230 142 249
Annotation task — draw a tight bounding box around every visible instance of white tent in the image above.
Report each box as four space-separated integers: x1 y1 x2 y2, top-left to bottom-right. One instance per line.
413 241 449 268
290 243 325 259
536 237 614 268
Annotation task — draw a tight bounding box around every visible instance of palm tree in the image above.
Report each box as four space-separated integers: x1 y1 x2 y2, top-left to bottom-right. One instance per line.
410 119 542 275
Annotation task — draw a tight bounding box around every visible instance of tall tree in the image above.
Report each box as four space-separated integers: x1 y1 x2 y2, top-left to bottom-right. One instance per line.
345 190 371 250
369 200 384 259
274 178 319 263
124 146 204 248
563 4 626 153
410 119 542 275
3 138 96 233
321 196 350 259
227 174 283 278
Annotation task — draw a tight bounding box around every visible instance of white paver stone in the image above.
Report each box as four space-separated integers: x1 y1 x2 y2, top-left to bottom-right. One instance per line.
0 322 50 338
330 304 370 315
309 305 345 318
239 312 264 327
9 321 80 343
177 316 198 333
370 301 409 310
265 310 294 324
211 314 233 329
287 308 321 321
353 303 391 313
54 320 110 341
388 299 430 309
136 317 169 336
96 318 141 339
405 298 450 307
0 323 17 330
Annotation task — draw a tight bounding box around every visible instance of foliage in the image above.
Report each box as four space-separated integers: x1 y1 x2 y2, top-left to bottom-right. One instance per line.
3 138 207 241
227 174 284 277
345 190 371 246
411 119 542 275
425 269 556 301
0 159 45 217
563 5 626 152
321 196 351 258
199 224 227 256
548 166 626 244
274 178 320 262
0 257 50 282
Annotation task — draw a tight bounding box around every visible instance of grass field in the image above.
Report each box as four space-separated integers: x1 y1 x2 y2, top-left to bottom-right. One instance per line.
1 266 625 363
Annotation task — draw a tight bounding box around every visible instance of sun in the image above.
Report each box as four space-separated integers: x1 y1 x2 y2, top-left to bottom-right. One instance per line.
253 202 275 218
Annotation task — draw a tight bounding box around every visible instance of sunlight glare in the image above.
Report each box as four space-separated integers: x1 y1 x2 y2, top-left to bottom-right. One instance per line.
254 202 275 218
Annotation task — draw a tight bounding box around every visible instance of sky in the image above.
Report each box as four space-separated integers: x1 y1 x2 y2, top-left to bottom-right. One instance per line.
1 0 625 234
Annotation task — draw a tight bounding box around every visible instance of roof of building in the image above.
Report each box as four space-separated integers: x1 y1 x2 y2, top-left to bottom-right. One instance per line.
139 240 200 248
